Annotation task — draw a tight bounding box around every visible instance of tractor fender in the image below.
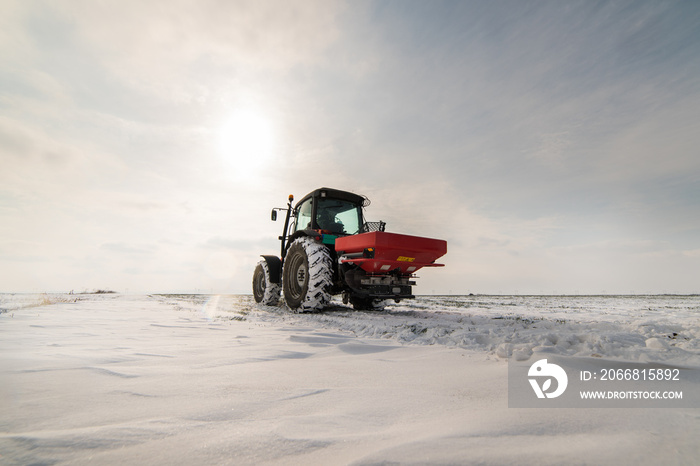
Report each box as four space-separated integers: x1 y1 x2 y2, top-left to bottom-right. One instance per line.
282 230 327 264
289 229 321 242
260 255 282 284
284 230 322 254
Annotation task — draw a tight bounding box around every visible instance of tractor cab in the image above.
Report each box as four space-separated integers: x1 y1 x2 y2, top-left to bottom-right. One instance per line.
291 187 366 237
271 187 386 260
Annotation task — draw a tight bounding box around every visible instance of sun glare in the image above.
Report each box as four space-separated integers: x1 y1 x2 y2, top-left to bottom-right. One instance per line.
218 108 275 176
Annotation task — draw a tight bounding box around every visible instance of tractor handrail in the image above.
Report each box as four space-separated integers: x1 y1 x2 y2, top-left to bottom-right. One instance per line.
280 195 294 260
362 221 386 232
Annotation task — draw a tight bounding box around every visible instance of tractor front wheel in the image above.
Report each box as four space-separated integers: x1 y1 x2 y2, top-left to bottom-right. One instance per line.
252 260 281 305
283 237 333 312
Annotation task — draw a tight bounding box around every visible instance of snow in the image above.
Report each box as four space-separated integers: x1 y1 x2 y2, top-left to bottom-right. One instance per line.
246 294 700 365
1 293 699 464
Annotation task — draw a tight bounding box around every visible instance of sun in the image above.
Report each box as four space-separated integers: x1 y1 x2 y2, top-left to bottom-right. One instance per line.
218 107 275 175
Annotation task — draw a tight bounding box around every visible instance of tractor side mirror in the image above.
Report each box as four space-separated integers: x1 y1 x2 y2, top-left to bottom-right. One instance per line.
271 210 277 221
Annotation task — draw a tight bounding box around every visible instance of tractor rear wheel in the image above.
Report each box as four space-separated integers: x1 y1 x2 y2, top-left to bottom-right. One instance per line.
283 237 333 312
252 260 281 305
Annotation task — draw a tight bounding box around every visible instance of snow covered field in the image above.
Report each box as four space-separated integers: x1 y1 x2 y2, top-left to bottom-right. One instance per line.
1 293 699 464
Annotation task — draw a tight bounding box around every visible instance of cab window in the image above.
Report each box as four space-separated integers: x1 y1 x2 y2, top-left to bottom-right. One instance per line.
294 198 313 232
316 198 362 235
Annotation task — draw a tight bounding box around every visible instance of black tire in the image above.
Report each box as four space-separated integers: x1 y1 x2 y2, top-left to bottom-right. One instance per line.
350 296 387 311
282 237 333 312
252 260 281 305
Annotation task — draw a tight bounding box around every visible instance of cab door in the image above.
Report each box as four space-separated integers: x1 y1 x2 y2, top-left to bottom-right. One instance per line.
293 197 314 232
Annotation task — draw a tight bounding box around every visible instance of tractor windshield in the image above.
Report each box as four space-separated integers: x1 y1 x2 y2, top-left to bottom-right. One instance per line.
316 198 362 235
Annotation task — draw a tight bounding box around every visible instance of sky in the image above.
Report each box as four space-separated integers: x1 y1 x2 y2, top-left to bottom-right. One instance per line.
1 0 699 295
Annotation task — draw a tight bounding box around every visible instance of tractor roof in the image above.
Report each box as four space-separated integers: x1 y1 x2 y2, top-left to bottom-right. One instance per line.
296 187 367 207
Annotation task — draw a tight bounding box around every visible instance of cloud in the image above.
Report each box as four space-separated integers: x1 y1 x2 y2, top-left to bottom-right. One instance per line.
1 1 699 293
116 200 168 213
202 237 267 251
101 242 156 255
43 0 346 97
0 116 76 167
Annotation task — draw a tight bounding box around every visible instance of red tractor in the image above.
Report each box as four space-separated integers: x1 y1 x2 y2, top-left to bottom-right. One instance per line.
252 187 447 311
